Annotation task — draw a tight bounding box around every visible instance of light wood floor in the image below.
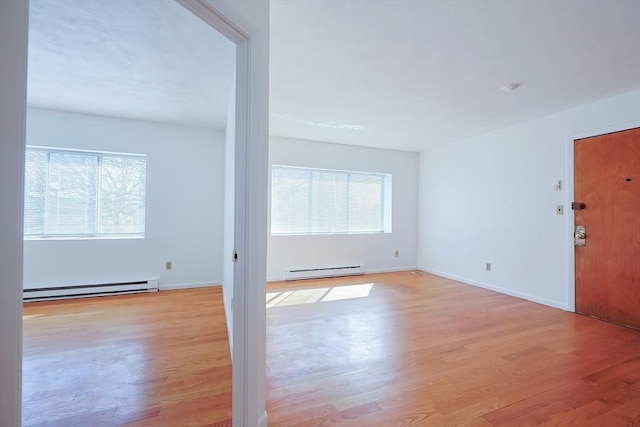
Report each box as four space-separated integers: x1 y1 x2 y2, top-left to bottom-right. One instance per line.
22 287 232 427
23 272 640 426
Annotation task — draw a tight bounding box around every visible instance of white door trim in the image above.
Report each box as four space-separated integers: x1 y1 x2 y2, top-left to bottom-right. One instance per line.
0 1 28 426
176 1 267 425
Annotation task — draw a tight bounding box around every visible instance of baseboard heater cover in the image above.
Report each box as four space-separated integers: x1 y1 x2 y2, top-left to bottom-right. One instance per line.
284 265 365 281
23 279 159 302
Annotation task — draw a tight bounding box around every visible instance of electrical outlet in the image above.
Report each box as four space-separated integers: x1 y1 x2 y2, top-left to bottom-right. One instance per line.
165 261 172 271
395 250 399 257
486 262 492 271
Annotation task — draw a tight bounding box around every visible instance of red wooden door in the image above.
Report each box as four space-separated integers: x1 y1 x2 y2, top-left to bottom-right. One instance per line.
575 127 640 330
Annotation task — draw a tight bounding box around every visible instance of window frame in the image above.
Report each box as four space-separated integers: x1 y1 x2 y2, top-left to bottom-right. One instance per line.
270 165 392 237
24 145 147 240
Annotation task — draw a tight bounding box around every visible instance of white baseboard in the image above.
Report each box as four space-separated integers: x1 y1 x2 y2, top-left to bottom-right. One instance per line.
159 281 220 291
417 266 569 311
364 266 418 275
267 266 418 283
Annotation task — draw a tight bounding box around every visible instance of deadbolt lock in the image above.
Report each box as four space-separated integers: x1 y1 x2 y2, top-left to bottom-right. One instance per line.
574 225 586 246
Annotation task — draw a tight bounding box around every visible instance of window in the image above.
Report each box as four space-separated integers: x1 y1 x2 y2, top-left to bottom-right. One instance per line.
271 165 391 235
24 147 146 239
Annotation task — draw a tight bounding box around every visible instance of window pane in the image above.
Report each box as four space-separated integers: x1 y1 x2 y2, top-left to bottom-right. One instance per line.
271 166 387 235
272 168 310 234
349 174 383 232
310 171 348 233
100 156 146 234
24 147 146 239
24 150 47 236
45 152 98 235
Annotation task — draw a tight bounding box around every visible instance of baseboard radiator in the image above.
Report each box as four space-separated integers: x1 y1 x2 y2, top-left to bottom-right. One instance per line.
284 265 365 281
23 279 159 302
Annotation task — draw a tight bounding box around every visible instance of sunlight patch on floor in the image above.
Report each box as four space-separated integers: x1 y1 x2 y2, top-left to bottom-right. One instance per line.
22 314 44 320
267 283 374 308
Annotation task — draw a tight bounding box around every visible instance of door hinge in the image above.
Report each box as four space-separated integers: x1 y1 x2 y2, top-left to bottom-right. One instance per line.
232 249 238 263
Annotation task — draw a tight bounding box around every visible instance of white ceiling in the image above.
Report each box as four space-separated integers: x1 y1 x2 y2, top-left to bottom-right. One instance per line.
27 0 235 130
270 0 640 152
28 1 640 152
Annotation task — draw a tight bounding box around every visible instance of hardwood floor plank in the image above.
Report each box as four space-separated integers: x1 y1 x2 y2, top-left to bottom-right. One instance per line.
460 417 496 427
583 355 640 386
590 396 640 426
482 396 575 426
537 399 612 426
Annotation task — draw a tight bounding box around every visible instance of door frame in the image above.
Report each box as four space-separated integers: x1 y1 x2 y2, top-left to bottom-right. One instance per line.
176 1 259 424
0 0 267 425
564 119 640 312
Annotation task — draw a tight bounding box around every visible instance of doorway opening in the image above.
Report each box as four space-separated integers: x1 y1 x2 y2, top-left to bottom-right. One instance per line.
22 0 249 424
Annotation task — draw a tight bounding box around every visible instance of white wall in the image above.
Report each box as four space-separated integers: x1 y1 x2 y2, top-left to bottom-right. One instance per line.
268 136 419 281
23 108 225 290
0 1 28 425
418 90 640 310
